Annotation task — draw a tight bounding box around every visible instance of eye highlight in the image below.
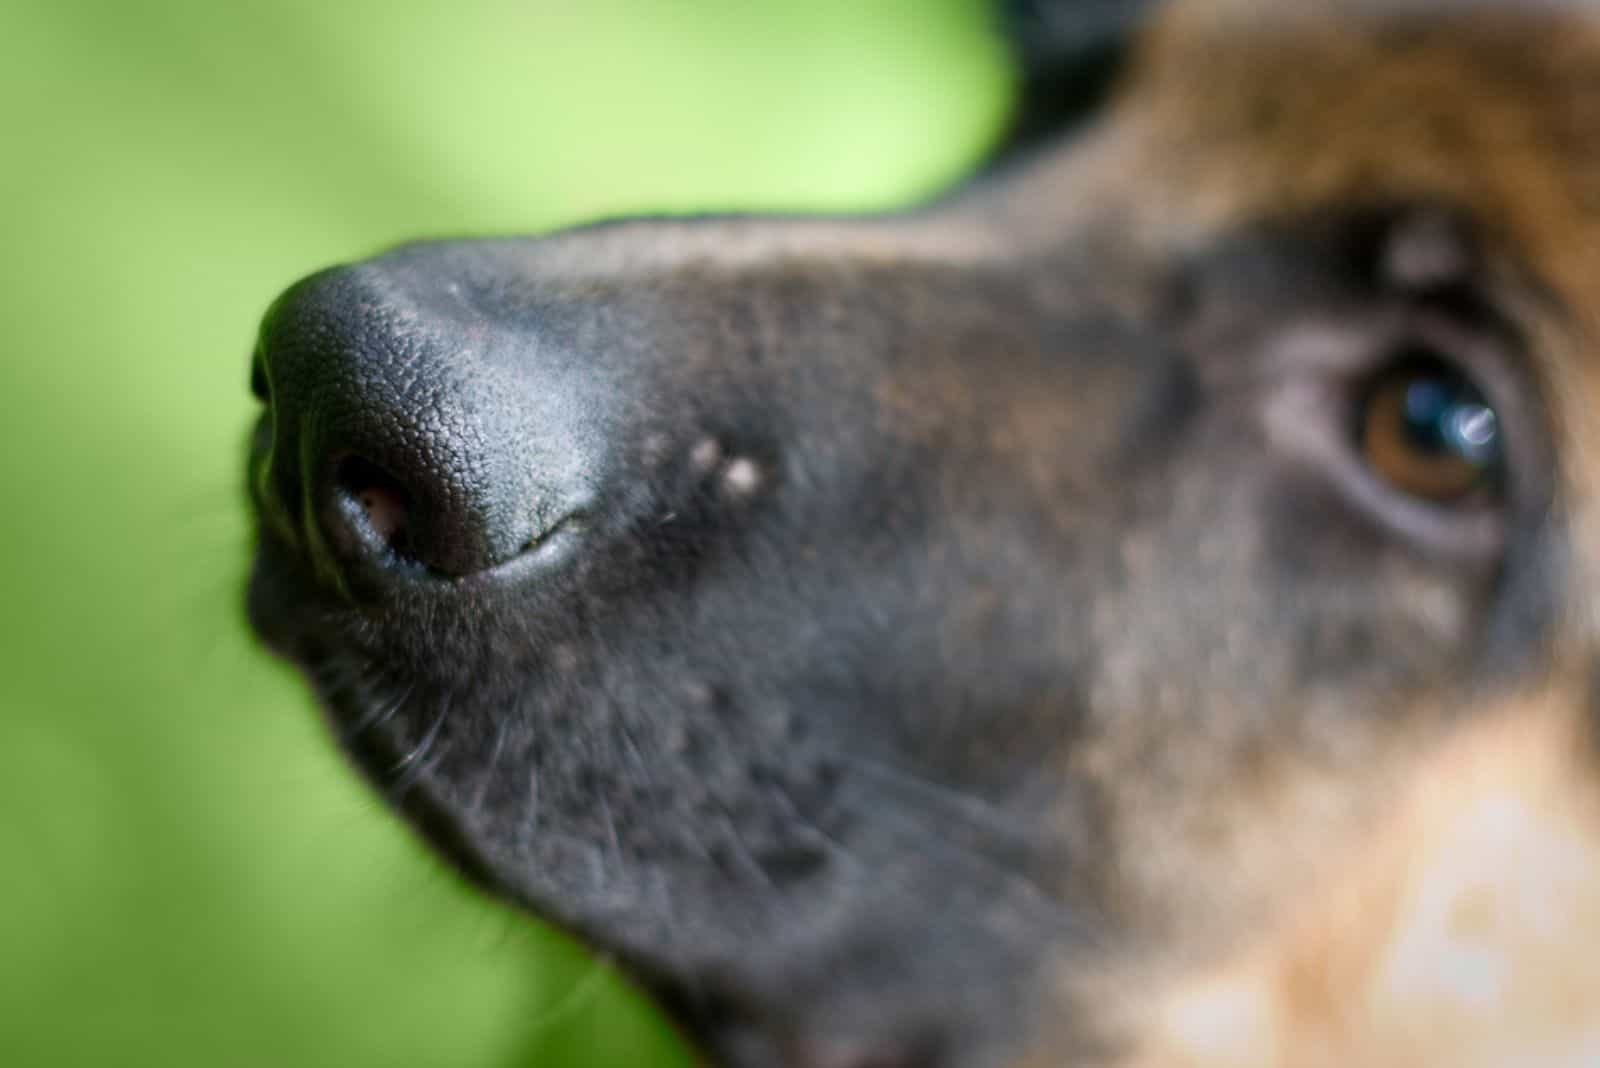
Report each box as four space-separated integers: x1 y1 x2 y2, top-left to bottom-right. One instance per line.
1359 354 1503 504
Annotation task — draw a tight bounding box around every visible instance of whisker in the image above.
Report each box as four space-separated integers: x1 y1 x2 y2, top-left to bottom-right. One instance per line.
521 950 617 1038
854 796 1100 944
347 679 414 738
765 781 868 876
388 694 452 797
839 753 1043 845
596 793 625 875
511 743 544 852
817 752 1102 942
390 737 451 799
467 717 512 815
613 717 718 867
393 696 451 769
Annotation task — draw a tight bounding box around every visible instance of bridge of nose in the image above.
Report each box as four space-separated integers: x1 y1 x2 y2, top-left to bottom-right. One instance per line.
254 216 1172 598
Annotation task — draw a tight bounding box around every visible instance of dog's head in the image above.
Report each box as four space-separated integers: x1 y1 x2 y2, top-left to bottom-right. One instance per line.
246 2 1600 1065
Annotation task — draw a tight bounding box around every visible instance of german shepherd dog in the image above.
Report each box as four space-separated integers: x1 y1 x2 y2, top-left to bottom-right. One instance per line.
245 1 1600 1064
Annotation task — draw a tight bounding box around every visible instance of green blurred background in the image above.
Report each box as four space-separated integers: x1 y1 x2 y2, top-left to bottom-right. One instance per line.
0 3 1010 1065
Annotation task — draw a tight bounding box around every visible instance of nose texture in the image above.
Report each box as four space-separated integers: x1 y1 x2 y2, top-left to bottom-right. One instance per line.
256 258 599 585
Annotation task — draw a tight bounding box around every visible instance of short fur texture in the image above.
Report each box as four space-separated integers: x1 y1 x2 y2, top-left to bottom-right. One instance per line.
247 2 1600 1065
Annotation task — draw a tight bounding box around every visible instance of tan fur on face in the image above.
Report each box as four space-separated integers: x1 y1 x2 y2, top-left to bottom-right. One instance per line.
1138 683 1600 1067
1006 2 1600 1064
1112 0 1600 285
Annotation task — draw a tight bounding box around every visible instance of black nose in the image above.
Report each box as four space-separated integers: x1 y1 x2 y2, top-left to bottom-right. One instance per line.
253 250 601 588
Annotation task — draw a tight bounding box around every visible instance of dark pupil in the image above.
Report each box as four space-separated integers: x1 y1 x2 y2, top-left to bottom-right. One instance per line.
1398 368 1500 468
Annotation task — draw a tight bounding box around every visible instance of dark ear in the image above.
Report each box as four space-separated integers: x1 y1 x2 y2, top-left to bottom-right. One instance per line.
992 0 1153 162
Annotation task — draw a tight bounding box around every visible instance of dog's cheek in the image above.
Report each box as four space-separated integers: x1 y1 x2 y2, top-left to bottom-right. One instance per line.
1067 679 1600 1068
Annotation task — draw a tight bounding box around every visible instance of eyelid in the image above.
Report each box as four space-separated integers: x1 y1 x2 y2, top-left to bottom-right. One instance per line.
1257 307 1538 562
1265 376 1505 559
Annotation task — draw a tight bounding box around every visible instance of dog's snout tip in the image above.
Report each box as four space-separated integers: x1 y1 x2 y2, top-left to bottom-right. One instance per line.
251 258 597 593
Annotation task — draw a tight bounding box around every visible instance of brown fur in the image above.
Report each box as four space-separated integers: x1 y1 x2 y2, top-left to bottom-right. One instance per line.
1019 2 1600 1062
247 3 1600 1064
1117 681 1600 1067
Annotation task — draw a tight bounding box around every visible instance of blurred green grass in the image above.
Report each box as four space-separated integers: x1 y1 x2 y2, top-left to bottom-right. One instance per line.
0 2 1009 1066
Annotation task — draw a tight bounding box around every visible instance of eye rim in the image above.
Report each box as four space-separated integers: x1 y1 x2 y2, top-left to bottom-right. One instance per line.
1262 308 1545 563
1345 312 1544 559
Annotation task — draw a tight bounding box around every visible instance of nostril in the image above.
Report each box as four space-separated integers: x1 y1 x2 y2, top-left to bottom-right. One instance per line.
329 455 415 563
256 259 597 586
354 484 408 546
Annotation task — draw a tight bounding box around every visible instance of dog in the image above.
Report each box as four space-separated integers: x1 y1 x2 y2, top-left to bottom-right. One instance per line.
245 1 1600 1064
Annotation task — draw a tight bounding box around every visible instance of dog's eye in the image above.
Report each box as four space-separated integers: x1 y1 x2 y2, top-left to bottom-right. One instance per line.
1359 354 1503 503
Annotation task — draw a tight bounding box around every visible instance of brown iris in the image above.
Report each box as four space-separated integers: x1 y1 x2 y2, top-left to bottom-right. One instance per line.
1360 357 1503 503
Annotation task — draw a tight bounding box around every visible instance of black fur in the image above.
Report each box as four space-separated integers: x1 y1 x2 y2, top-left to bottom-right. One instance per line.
246 5 1571 1066
995 0 1151 159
